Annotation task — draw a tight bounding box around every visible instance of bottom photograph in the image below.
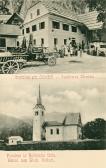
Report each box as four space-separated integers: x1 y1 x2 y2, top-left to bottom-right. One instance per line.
0 76 106 150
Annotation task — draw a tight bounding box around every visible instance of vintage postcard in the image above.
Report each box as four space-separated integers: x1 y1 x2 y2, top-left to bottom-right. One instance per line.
0 0 105 74
0 74 106 168
0 0 106 168
0 74 106 150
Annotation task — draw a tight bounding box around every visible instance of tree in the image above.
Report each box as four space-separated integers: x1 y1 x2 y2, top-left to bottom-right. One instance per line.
83 118 106 139
86 0 106 21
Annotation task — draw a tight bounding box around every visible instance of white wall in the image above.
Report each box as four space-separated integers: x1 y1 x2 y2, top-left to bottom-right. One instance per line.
19 2 87 51
46 126 64 142
24 2 49 24
48 15 86 51
6 37 17 48
33 107 45 142
63 126 78 141
9 137 23 145
23 15 49 48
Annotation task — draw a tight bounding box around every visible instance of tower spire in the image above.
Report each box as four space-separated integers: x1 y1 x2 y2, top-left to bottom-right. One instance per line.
37 84 42 105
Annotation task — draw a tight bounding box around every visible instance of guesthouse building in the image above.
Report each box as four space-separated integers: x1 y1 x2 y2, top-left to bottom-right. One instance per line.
20 0 87 51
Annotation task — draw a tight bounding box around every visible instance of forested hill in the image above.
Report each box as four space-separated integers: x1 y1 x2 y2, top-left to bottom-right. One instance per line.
0 0 88 16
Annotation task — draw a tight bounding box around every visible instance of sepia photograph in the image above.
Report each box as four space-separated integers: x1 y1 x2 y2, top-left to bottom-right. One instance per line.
0 76 106 150
0 0 106 74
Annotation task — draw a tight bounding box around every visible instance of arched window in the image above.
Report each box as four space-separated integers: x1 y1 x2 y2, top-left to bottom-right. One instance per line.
35 111 38 116
56 128 59 134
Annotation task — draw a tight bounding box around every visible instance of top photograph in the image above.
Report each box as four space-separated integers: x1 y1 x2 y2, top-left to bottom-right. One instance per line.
0 0 106 74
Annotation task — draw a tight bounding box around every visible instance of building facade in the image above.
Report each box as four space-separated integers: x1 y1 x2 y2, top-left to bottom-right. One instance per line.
33 85 82 142
19 0 87 51
0 24 21 50
0 13 23 50
8 136 23 145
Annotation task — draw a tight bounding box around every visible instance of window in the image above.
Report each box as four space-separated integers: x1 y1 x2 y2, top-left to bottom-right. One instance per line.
32 25 37 31
39 22 45 29
50 129 53 135
33 39 36 45
22 29 24 35
64 39 67 45
12 17 18 25
72 26 77 32
42 111 44 116
63 24 69 31
52 21 60 29
26 27 30 33
56 128 59 134
17 41 19 47
0 38 6 47
54 38 58 45
37 9 40 16
41 38 44 46
35 111 38 116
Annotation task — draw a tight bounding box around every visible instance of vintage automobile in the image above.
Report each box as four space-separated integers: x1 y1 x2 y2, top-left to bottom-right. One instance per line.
0 47 57 74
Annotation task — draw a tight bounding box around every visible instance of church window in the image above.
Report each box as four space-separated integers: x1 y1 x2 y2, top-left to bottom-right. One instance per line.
56 128 59 134
35 111 38 116
50 129 53 135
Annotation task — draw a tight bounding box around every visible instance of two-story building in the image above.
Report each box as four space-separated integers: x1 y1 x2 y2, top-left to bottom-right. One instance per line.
19 0 87 51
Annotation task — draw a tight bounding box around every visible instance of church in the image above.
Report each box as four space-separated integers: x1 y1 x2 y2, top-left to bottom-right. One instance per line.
33 85 82 142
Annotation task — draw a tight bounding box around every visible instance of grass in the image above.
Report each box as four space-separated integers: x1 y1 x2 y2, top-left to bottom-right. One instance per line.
1 139 106 151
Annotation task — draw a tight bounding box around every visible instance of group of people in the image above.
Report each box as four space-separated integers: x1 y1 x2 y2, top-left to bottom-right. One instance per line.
61 39 85 58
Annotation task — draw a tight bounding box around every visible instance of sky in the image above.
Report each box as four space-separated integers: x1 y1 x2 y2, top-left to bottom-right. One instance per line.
0 75 106 124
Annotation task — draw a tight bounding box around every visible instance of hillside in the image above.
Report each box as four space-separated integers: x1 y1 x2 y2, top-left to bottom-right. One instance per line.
0 112 65 141
0 114 32 141
0 0 88 16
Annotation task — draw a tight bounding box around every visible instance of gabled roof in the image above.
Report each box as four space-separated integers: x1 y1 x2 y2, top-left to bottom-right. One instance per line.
0 14 12 23
9 136 23 139
30 0 79 23
64 113 81 125
0 24 21 36
6 13 24 24
45 121 63 126
78 11 103 30
45 113 81 127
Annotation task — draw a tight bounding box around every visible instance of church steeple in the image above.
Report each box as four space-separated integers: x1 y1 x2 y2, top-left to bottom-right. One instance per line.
35 84 45 110
37 84 42 105
33 84 45 141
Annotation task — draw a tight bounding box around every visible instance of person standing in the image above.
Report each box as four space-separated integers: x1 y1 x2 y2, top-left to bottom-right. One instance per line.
78 43 83 57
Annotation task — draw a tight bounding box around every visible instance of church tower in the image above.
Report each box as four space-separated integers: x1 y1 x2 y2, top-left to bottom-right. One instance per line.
33 85 45 141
